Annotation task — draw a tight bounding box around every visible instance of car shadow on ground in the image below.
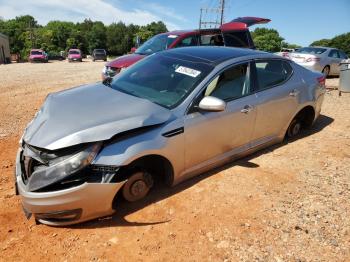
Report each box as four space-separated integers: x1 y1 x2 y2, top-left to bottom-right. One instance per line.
71 114 334 229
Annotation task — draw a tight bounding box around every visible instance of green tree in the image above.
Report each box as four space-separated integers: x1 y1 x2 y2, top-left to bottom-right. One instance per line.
251 28 284 52
86 21 106 53
311 33 350 56
310 38 331 47
0 15 169 59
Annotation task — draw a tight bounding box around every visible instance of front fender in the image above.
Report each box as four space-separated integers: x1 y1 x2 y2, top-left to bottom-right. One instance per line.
93 122 185 180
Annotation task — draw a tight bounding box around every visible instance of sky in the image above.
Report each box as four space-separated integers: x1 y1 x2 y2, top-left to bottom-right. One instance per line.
0 0 349 46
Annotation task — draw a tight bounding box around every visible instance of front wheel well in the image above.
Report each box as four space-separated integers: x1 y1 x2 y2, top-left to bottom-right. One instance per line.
121 155 174 186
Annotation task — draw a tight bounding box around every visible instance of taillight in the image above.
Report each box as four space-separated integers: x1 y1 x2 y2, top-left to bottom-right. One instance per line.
306 57 320 62
317 76 326 86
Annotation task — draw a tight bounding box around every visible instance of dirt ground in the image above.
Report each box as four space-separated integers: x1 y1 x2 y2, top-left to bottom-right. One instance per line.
0 60 349 262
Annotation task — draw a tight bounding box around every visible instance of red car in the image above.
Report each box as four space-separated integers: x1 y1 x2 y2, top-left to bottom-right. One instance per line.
102 17 270 79
67 49 83 62
29 49 48 63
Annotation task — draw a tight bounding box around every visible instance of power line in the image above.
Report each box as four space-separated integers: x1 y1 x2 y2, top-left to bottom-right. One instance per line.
199 0 227 30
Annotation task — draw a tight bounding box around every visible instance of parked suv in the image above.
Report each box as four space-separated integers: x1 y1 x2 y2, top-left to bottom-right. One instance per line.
290 46 348 76
29 49 48 63
102 17 270 79
67 49 82 62
92 49 107 61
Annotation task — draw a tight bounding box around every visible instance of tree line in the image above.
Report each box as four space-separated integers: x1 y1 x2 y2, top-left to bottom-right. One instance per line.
0 15 167 59
1 15 349 59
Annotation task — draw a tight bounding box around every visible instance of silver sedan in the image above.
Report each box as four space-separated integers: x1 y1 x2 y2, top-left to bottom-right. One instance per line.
290 46 348 76
15 46 326 226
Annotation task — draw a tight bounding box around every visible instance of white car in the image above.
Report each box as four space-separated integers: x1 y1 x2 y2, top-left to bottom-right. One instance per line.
290 46 348 76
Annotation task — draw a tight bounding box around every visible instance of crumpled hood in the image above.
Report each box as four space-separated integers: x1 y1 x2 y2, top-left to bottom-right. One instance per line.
23 83 172 150
106 53 145 68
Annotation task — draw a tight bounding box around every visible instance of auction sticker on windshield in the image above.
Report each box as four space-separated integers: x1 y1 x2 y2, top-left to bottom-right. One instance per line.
175 66 201 78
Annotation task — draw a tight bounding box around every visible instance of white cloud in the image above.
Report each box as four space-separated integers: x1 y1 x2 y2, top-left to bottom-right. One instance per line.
0 0 181 30
147 3 188 23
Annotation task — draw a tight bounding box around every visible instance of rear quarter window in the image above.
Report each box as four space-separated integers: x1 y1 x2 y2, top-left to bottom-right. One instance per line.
255 60 293 90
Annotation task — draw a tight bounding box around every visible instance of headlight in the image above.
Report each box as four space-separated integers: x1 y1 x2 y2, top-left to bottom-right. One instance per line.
102 66 108 74
27 143 102 191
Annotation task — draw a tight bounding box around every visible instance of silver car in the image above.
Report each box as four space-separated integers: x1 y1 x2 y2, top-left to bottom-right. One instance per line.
15 47 326 226
290 46 348 76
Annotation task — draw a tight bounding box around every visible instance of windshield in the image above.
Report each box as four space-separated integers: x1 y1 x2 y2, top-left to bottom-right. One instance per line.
296 47 327 54
31 51 43 55
94 49 106 54
110 53 214 109
69 50 80 55
135 34 178 55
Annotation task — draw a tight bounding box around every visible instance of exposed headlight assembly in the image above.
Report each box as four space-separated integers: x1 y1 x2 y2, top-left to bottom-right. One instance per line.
26 143 102 192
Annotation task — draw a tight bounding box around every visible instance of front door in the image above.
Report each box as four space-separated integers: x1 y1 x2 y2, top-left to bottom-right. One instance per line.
184 62 257 173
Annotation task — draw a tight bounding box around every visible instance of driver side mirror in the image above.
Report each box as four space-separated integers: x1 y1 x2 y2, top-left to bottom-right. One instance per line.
198 96 226 112
130 47 137 53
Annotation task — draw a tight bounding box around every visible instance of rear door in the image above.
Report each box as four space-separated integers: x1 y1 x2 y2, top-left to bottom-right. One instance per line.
328 49 342 75
250 59 298 145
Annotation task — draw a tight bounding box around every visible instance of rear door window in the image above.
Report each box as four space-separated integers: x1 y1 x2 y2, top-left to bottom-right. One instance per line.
328 50 340 58
176 35 198 48
255 60 293 90
222 31 250 48
200 34 224 46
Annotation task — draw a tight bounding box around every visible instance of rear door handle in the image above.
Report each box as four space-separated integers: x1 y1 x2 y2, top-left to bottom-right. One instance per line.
289 89 300 97
241 105 253 113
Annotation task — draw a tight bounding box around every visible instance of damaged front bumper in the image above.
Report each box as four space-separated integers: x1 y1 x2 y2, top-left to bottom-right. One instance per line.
15 150 126 226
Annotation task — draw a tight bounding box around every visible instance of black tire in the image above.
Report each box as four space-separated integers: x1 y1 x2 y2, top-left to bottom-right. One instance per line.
322 66 330 77
287 118 302 138
122 171 153 202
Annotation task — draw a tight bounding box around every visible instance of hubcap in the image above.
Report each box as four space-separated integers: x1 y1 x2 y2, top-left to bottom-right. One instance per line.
130 180 147 197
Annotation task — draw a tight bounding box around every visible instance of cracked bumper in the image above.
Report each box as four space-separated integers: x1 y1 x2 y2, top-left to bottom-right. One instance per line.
15 150 125 226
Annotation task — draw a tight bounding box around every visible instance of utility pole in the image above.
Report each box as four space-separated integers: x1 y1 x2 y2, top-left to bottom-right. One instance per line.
220 0 225 25
199 0 226 30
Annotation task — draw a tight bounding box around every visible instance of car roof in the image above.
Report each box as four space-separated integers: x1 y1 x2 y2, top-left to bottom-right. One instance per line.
159 46 266 65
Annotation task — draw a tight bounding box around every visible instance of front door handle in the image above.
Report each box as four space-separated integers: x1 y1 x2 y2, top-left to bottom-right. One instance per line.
241 105 253 114
289 89 300 97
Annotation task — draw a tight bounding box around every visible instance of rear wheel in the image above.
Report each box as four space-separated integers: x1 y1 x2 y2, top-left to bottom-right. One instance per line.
122 171 153 202
287 118 302 138
322 66 330 77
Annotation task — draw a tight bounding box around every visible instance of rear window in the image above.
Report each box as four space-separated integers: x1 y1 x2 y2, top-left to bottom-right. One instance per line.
94 49 106 54
296 47 327 54
31 51 43 55
222 31 250 48
255 60 293 90
69 50 80 54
